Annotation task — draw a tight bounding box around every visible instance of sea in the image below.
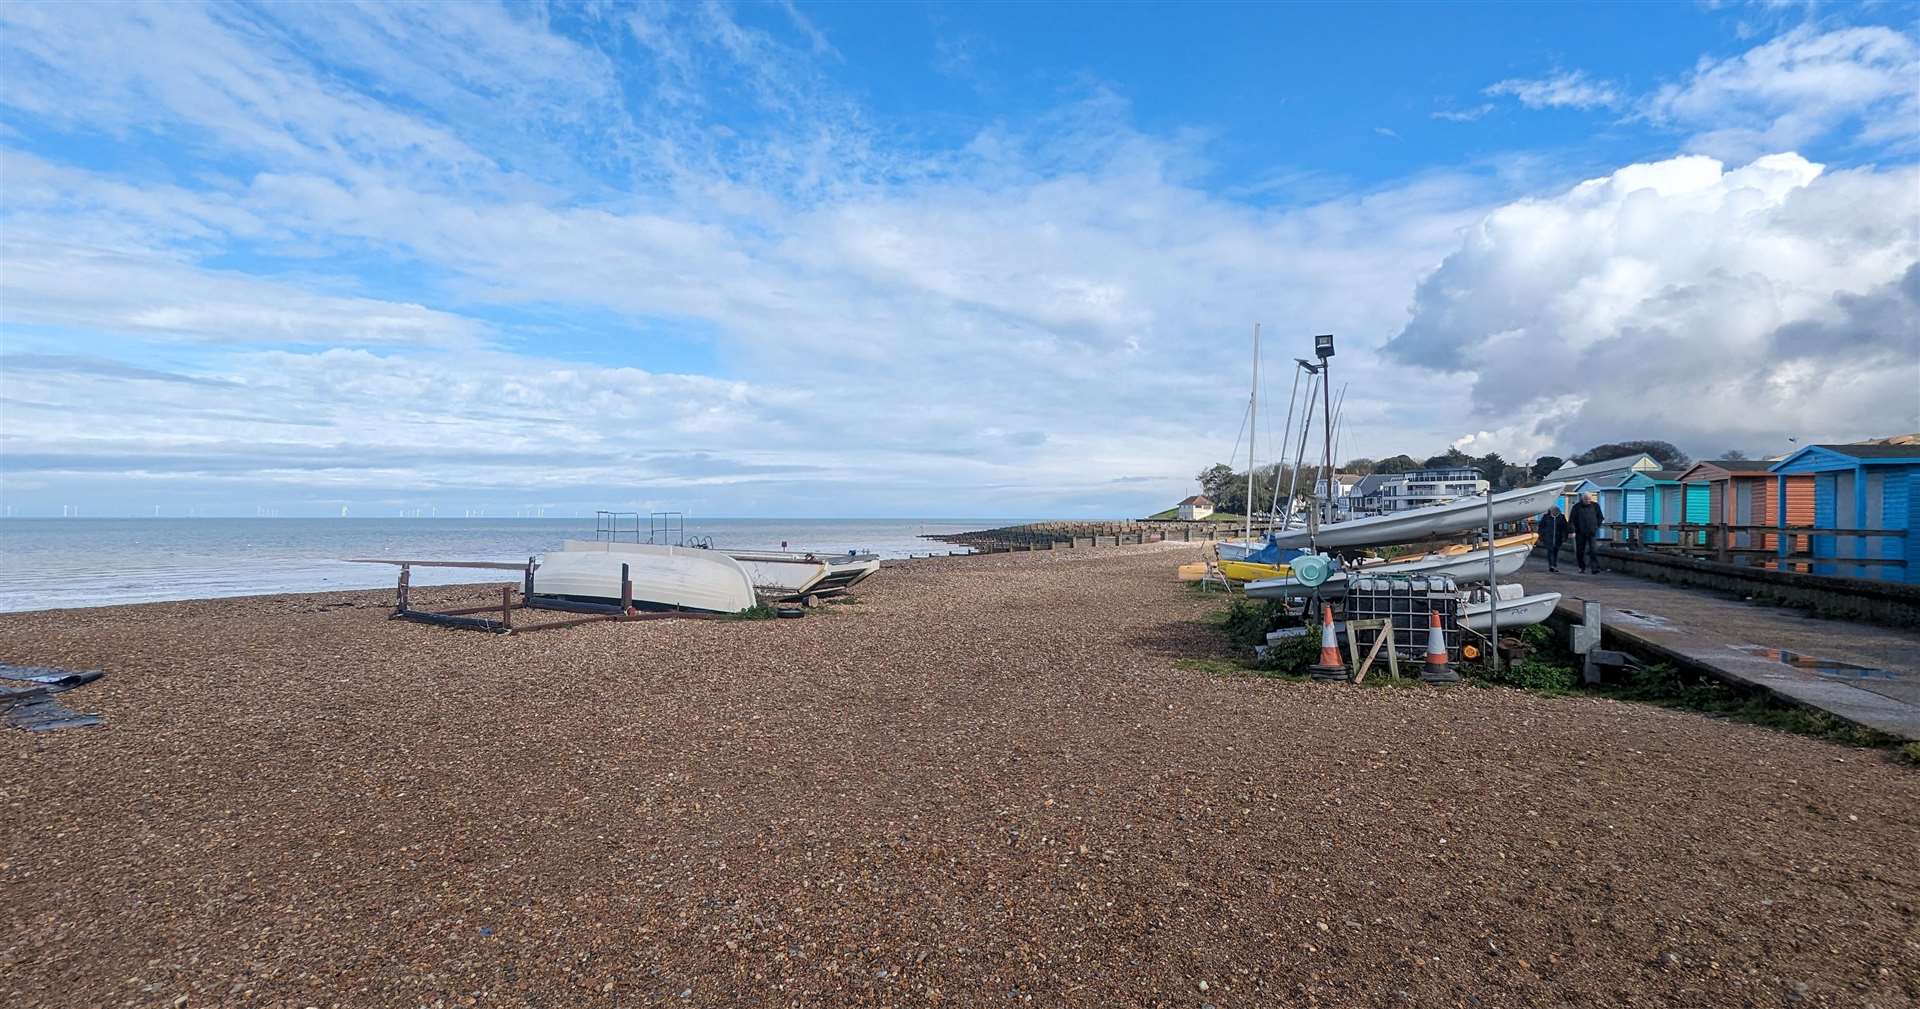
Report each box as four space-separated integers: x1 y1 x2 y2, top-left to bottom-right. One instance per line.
0 517 1006 613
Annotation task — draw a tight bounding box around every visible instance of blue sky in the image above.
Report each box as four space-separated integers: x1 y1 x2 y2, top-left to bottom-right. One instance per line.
1 1 1916 518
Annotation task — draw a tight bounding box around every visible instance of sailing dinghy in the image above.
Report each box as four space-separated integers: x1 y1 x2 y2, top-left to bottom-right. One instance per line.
1242 536 1535 598
1459 583 1561 633
1257 483 1562 551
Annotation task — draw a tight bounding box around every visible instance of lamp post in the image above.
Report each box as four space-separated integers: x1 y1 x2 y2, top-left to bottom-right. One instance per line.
1314 335 1335 526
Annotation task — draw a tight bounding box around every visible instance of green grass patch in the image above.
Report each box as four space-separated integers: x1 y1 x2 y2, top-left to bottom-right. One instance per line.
1900 742 1920 766
724 602 781 621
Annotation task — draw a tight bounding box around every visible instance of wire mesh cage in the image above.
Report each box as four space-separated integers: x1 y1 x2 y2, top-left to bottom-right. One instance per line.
1345 575 1462 660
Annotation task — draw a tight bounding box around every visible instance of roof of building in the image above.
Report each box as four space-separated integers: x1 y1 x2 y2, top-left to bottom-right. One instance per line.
1770 442 1920 474
1552 453 1659 482
1350 473 1395 497
1177 495 1213 506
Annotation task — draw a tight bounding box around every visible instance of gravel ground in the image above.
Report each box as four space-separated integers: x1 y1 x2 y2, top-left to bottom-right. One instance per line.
3 544 1917 1009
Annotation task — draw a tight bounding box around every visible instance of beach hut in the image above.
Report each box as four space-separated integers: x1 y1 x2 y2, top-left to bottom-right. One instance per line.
1619 470 1683 544
1554 478 1599 513
1676 460 1809 559
1593 473 1633 542
1767 444 1920 583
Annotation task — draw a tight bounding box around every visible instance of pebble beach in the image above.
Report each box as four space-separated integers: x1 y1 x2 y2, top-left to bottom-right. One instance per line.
3 543 1917 1008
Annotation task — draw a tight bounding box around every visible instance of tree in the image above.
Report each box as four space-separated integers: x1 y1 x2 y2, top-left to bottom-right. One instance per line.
1424 449 1473 469
1530 455 1565 479
1343 457 1377 476
1721 448 1749 461
1195 463 1244 514
1575 440 1689 469
1372 455 1422 474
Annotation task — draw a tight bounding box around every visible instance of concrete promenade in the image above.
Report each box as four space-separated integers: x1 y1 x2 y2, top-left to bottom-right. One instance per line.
1527 567 1920 740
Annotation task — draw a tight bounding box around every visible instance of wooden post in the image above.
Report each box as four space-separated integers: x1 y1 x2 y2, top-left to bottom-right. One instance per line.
396 564 411 614
620 563 634 617
501 586 513 630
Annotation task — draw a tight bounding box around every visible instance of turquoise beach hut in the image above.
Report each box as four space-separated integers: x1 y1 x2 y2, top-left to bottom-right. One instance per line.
1767 443 1920 583
1619 470 1684 544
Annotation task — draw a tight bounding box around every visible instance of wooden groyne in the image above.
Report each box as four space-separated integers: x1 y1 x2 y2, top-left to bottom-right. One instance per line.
932 520 1228 554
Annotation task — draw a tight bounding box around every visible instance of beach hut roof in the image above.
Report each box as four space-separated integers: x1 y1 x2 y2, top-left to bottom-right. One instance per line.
1551 453 1661 483
1769 443 1920 474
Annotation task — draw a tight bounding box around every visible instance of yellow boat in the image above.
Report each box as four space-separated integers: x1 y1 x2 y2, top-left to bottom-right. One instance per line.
1217 558 1292 582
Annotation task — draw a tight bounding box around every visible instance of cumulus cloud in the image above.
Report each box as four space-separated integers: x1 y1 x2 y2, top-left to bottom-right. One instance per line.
1389 152 1920 458
1 5 1914 515
1485 70 1624 110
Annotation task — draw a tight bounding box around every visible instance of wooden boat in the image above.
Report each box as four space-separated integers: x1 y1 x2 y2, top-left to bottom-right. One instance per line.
1259 484 1562 550
1460 583 1561 632
536 542 756 613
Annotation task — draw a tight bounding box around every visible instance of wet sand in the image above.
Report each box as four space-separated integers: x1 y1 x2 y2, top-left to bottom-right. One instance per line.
3 544 1916 1008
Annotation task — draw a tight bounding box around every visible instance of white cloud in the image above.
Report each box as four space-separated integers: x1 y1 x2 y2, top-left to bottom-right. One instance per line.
1646 25 1920 159
1389 153 1920 459
1432 104 1494 123
2 6 1915 515
1485 70 1624 110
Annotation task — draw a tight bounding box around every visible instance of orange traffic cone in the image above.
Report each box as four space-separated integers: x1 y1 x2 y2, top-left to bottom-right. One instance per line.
1420 610 1460 685
1309 604 1347 682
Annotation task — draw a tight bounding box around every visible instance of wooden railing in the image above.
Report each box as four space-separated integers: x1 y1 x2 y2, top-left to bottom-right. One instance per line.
1599 521 1908 574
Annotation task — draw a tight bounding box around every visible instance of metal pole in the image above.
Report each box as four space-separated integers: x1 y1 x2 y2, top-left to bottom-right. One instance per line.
1486 482 1500 672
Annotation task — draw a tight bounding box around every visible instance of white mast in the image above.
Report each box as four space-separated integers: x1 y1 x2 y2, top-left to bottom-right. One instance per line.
1246 323 1259 543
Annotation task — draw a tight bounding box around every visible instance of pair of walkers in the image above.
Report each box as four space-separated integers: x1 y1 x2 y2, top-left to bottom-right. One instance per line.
1539 494 1605 573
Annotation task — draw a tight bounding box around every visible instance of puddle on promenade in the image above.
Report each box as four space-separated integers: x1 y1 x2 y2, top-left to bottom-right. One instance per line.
1728 645 1902 681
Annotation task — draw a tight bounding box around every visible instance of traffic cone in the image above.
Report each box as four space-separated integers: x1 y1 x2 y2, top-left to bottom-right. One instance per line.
1420 610 1460 685
1309 604 1347 682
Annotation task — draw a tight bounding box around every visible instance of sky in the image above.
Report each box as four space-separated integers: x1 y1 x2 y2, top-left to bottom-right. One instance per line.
1 1 1916 519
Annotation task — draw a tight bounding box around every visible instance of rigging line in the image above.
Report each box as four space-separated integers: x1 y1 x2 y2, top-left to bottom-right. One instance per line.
1327 382 1350 512
1281 369 1321 529
1223 395 1252 497
1274 364 1305 521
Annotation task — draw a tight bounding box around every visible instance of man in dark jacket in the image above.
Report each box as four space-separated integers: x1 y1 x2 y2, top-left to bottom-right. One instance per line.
1569 493 1605 573
1538 505 1568 572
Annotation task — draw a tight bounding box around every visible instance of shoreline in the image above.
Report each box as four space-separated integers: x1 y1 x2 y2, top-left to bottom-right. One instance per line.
5 545 1917 1007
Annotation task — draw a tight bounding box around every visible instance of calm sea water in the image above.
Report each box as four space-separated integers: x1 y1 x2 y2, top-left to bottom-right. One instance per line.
0 518 1004 613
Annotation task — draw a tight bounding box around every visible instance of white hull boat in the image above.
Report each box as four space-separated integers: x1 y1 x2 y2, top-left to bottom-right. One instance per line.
721 548 879 598
565 540 879 600
1260 484 1563 551
537 542 756 613
1460 583 1561 633
1243 539 1534 598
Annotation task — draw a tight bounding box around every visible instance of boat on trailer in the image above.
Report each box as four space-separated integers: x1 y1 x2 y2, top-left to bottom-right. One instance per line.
575 513 879 602
1257 483 1562 551
1242 536 1536 598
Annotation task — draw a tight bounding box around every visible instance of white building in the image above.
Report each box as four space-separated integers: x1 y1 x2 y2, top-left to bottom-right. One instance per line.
1176 495 1215 520
1350 467 1489 514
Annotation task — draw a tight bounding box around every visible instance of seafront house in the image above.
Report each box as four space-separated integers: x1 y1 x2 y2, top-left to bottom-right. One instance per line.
1315 472 1365 510
1176 495 1215 520
1767 443 1920 583
1346 473 1396 515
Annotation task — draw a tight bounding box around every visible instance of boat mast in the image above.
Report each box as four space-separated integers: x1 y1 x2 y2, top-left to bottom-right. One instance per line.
1247 323 1259 543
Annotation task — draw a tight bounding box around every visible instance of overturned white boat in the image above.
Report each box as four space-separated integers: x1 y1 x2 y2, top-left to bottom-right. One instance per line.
1259 484 1562 551
1460 583 1561 633
565 540 880 601
536 542 756 614
1243 537 1534 598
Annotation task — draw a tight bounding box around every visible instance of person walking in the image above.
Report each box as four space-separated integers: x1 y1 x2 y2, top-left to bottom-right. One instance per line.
1538 504 1568 573
1569 492 1605 574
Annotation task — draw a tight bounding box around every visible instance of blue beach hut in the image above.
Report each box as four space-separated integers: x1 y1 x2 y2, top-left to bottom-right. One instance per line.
1767 443 1920 583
